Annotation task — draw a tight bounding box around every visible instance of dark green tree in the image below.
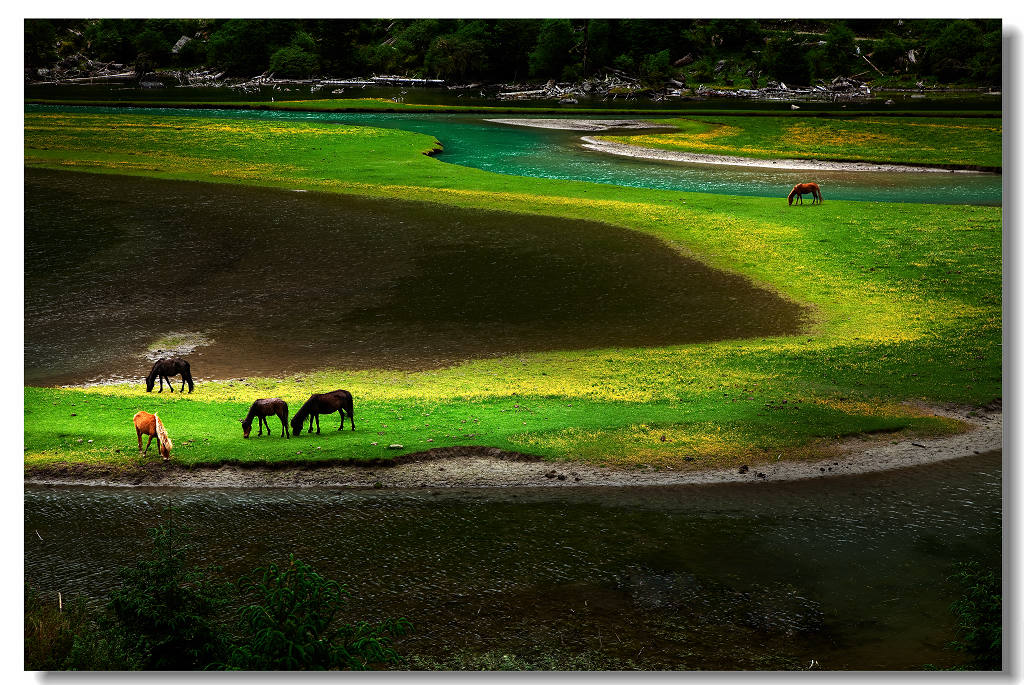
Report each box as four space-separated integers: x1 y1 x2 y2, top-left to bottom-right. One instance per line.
225 555 412 670
24 20 58 69
528 19 576 79
763 31 812 85
924 20 983 82
206 19 296 74
108 511 231 670
810 22 858 78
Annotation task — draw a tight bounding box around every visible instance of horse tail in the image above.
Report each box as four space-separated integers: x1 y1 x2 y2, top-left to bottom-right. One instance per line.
344 392 355 430
183 361 194 392
154 414 173 456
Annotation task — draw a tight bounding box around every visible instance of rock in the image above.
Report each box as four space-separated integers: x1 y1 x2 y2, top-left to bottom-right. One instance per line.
545 470 557 478
557 474 567 480
790 104 800 110
171 35 192 55
387 444 404 450
885 99 895 105
738 465 749 474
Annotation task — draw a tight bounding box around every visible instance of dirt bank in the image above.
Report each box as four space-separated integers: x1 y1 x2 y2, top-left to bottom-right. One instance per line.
579 135 989 173
24 405 1000 490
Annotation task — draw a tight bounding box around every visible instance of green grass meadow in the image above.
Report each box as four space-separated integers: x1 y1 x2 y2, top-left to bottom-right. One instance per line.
23 109 1002 471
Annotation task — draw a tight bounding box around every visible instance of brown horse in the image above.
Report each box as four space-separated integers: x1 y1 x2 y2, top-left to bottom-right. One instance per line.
241 398 290 439
146 357 195 393
788 182 823 205
133 411 173 460
290 389 355 435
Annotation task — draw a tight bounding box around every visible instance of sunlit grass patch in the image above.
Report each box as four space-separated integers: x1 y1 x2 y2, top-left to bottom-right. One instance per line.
23 109 1002 469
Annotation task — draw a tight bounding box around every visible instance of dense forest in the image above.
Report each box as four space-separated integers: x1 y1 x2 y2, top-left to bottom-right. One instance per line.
25 18 1001 87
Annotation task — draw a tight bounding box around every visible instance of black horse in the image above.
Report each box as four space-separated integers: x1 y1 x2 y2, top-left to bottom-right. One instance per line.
290 389 355 435
146 357 195 393
240 398 289 439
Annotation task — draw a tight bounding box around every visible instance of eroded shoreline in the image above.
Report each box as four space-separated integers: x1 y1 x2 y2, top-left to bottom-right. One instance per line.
24 406 1001 490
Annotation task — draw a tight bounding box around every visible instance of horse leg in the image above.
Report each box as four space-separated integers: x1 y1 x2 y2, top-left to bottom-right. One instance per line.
280 412 289 438
179 376 185 392
137 427 143 452
167 374 174 392
307 414 315 433
338 410 344 431
315 415 321 434
143 434 153 455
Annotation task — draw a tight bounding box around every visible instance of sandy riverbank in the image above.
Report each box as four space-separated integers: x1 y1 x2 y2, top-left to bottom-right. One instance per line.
484 118 670 131
579 136 985 173
24 405 1000 490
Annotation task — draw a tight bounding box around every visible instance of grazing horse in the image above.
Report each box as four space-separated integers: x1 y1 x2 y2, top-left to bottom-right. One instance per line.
290 389 355 435
133 411 173 460
788 182 823 205
146 357 195 393
241 398 290 439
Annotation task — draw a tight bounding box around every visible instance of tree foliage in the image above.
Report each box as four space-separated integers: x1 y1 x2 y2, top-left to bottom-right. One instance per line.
108 511 232 670
26 18 1002 87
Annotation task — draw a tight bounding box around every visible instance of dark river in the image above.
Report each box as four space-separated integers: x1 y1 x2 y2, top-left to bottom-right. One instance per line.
25 168 806 386
24 450 1001 670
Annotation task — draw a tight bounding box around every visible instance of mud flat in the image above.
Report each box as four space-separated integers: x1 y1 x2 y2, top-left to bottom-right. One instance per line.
579 135 987 173
24 405 1001 490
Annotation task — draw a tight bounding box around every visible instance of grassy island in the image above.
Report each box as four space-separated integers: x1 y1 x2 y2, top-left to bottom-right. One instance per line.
23 108 1001 473
595 115 1002 170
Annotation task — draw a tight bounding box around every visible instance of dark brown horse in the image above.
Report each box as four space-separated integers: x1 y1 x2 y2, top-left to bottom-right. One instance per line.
146 357 195 393
241 398 290 439
788 182 823 205
290 389 355 435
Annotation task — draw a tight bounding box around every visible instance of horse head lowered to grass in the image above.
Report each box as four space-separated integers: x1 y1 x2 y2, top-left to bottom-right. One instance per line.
241 398 290 439
146 357 195 393
291 389 355 435
788 182 823 205
133 411 173 461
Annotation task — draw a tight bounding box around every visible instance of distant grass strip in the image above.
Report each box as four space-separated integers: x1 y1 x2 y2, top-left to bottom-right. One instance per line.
25 97 1002 120
597 115 1002 169
23 110 1001 469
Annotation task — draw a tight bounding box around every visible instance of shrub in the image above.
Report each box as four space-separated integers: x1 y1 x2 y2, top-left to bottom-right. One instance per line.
226 555 412 670
949 561 1002 670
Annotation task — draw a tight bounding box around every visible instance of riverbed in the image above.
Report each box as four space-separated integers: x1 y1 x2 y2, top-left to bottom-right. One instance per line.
24 449 1000 670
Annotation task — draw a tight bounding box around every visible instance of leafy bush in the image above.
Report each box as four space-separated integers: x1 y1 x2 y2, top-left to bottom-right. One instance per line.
25 584 141 670
226 555 412 670
949 561 1002 670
